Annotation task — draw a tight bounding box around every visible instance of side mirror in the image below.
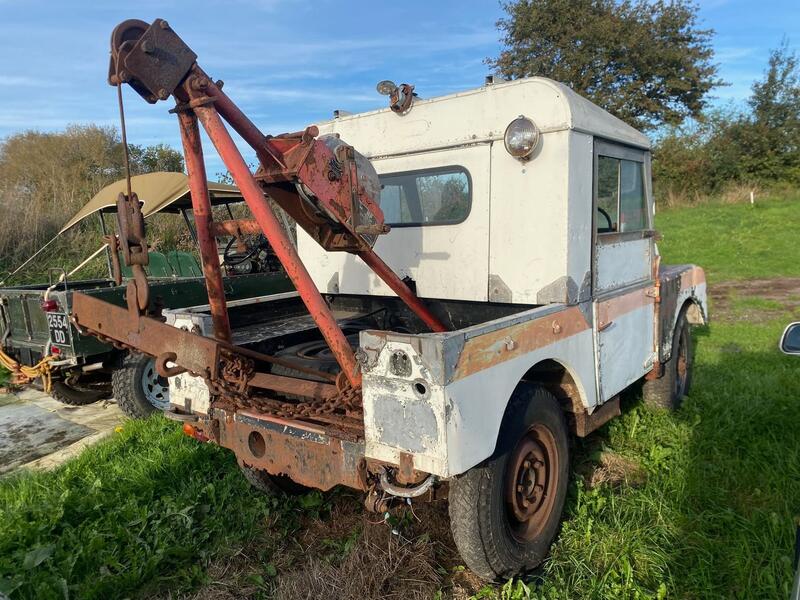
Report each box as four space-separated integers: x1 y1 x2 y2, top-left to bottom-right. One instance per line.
779 322 800 355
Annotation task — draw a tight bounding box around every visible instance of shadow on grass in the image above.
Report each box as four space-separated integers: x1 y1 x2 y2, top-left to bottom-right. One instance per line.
669 342 800 598
537 322 800 599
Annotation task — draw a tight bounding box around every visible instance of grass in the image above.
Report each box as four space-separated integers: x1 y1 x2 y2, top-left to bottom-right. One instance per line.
1 195 799 599
0 418 320 599
0 365 9 388
656 193 800 283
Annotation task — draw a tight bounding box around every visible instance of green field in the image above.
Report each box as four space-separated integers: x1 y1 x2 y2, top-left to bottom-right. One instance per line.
1 196 799 599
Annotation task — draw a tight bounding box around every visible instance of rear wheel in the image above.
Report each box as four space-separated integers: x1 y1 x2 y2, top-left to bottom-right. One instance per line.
112 353 170 419
448 385 569 580
643 310 693 411
49 376 109 406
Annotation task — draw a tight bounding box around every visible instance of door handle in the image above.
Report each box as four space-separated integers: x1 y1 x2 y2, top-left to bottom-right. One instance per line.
598 320 613 332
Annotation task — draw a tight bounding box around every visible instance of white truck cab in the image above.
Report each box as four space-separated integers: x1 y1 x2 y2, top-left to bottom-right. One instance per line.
302 77 707 473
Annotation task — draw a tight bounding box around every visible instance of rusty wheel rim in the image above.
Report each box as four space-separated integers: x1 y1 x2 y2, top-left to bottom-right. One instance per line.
505 423 559 542
675 327 689 398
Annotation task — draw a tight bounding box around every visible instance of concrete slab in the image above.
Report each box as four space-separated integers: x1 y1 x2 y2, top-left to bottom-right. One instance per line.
0 388 125 474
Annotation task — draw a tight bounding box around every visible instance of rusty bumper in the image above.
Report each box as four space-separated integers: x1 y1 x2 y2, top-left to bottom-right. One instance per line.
197 407 368 491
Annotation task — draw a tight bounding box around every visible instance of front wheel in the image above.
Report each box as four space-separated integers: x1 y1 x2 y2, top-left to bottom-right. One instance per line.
448 385 569 580
643 310 693 411
112 353 170 419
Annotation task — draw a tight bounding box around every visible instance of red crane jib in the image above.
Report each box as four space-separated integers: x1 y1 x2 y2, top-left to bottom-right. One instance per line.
102 18 446 390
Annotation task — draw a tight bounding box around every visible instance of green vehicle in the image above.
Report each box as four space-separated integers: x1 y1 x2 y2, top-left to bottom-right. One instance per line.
0 172 292 418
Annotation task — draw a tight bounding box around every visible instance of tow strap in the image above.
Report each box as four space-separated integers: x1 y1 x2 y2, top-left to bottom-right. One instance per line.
0 348 55 393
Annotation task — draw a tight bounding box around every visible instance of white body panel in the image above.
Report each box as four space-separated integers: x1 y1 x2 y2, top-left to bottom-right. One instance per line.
595 238 653 292
594 298 655 401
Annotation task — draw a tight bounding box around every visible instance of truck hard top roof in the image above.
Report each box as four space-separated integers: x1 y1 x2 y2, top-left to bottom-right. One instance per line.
318 76 650 157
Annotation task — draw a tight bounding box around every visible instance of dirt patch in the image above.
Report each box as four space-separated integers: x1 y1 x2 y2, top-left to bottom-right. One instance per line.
585 451 646 489
167 494 489 600
710 277 800 322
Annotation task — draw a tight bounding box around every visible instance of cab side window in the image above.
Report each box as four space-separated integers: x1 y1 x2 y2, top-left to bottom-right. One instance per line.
595 151 648 234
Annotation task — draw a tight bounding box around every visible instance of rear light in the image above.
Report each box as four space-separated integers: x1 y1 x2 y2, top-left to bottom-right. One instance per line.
182 422 208 442
41 300 58 312
50 346 61 355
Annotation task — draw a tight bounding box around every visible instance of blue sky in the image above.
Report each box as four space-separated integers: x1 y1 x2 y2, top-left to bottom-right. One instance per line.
0 0 798 177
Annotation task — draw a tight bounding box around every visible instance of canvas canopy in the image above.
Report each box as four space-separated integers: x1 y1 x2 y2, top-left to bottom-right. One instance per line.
58 172 242 234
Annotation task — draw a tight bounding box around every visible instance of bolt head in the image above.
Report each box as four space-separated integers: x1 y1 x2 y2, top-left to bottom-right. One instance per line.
157 88 169 100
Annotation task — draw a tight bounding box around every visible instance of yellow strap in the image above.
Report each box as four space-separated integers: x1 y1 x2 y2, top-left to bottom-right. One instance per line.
0 348 56 393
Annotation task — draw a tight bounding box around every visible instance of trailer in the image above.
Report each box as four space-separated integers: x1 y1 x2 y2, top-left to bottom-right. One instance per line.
69 19 708 579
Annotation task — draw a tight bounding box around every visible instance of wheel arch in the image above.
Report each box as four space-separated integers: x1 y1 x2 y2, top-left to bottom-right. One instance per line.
661 296 705 363
684 296 707 326
488 357 591 456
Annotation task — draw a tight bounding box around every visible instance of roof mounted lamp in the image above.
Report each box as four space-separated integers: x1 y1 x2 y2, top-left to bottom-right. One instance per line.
376 80 416 115
504 115 540 160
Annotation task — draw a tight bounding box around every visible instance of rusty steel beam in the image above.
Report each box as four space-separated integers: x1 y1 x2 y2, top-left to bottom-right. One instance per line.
203 77 286 170
177 110 232 343
72 292 220 378
192 103 362 388
248 372 336 400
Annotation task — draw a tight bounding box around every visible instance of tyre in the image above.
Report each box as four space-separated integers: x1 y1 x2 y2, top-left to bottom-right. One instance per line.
643 310 693 411
49 377 108 406
112 353 170 419
448 385 570 580
239 464 310 496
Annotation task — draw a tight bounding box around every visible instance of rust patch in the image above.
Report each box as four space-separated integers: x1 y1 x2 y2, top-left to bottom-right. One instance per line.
597 286 655 326
680 265 706 289
210 408 367 492
453 305 590 380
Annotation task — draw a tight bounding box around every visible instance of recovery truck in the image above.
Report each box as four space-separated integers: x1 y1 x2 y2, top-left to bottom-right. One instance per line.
69 18 708 579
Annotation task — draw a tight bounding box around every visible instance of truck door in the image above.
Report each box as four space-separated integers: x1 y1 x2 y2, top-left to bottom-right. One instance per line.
592 140 657 402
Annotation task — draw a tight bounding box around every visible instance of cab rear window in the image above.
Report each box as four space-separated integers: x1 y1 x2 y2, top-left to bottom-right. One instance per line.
378 167 471 226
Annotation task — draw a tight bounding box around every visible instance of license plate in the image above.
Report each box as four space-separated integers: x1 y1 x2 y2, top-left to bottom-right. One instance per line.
47 313 71 347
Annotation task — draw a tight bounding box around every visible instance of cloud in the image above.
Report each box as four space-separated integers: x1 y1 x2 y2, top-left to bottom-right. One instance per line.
715 46 757 62
203 28 497 70
0 75 57 87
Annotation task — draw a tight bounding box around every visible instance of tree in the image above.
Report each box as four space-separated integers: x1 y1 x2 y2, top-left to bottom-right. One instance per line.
129 143 184 174
744 40 800 181
489 0 722 129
